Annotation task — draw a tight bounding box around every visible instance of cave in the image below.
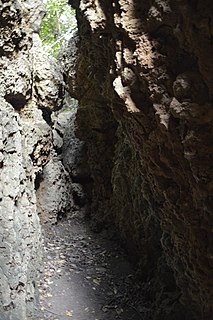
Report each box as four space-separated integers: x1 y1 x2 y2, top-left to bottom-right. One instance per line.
0 0 212 320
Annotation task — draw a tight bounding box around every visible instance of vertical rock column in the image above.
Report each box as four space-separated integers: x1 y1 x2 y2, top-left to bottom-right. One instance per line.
0 0 65 318
0 99 43 320
30 33 72 225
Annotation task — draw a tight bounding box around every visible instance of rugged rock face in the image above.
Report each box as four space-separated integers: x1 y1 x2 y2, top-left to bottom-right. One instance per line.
33 36 74 225
67 0 213 318
0 1 67 318
62 34 93 213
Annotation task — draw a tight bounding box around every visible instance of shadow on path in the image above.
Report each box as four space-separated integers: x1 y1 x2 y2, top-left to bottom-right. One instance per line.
37 212 150 320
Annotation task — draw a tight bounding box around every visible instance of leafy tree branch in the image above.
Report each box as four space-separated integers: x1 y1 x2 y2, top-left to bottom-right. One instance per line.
40 0 76 57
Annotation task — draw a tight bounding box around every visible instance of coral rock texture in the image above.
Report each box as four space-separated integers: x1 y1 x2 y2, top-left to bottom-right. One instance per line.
68 0 213 318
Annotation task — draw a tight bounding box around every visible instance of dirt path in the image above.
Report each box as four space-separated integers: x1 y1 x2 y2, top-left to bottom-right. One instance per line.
37 212 150 320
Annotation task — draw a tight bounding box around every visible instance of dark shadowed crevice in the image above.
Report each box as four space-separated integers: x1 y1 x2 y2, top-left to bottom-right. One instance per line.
4 93 27 110
39 107 52 126
34 172 44 191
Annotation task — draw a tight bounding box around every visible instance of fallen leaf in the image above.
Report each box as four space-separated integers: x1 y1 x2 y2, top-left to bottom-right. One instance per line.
93 278 101 286
116 307 124 315
46 293 53 297
66 310 73 317
113 287 117 294
102 306 108 313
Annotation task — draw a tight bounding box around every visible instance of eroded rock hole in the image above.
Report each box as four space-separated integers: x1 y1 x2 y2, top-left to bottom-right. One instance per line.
34 172 44 190
5 93 27 110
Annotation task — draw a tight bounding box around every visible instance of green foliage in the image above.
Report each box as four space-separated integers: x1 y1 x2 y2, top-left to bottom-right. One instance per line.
40 0 76 57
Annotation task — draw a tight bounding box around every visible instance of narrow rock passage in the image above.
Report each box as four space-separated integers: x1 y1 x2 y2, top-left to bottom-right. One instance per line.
37 212 149 320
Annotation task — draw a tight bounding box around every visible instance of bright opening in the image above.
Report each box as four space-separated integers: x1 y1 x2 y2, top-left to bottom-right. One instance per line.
40 0 76 57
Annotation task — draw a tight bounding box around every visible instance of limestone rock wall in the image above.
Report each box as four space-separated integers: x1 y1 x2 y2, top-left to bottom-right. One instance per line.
68 0 213 318
32 35 74 225
0 1 67 319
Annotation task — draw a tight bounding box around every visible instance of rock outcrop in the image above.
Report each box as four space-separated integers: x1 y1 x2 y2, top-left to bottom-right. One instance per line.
0 1 68 318
33 36 74 225
67 0 213 318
